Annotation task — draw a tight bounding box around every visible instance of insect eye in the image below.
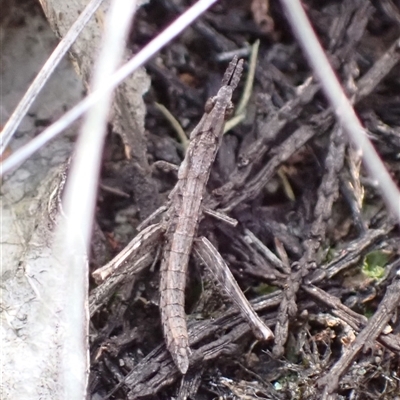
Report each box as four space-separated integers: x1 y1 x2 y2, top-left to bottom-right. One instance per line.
224 102 234 119
204 97 216 113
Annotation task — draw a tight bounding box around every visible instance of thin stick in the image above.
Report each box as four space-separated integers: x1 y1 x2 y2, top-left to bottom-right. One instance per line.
155 102 189 149
224 39 260 134
194 236 274 341
92 223 163 283
279 0 400 222
0 0 105 154
0 0 220 175
52 1 138 398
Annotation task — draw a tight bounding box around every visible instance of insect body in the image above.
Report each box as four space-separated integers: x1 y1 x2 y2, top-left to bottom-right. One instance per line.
159 57 244 373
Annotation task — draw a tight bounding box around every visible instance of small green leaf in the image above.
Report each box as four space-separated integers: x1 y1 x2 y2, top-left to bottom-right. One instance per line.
253 283 278 295
362 251 389 280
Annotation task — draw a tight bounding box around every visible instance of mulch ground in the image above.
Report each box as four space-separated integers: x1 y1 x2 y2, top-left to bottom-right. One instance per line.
85 1 400 398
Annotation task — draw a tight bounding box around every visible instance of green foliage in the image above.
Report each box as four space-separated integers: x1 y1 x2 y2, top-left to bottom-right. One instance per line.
361 251 389 280
253 283 278 295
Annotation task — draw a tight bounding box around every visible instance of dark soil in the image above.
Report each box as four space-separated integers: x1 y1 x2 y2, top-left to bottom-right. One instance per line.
89 1 400 399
